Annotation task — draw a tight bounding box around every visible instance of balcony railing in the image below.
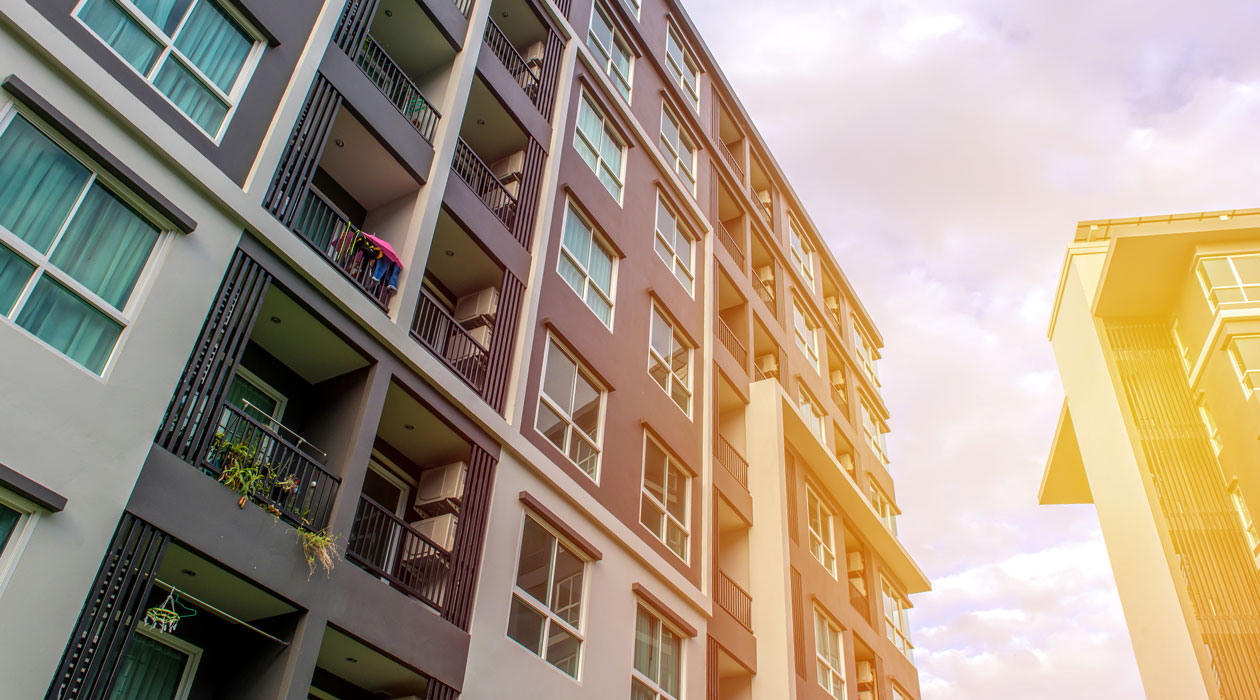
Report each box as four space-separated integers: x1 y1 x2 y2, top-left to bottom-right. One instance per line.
716 222 745 269
716 571 753 630
204 403 341 530
832 386 847 413
412 288 490 391
451 0 474 18
484 19 541 99
346 496 451 610
751 185 772 220
756 276 775 309
715 434 749 490
717 316 748 369
718 140 745 182
356 35 441 143
451 138 519 230
849 580 871 623
292 189 394 309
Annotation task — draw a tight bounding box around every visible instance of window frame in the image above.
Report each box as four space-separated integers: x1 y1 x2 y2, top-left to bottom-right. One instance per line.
653 194 695 295
805 485 838 578
507 513 589 679
72 0 266 143
648 304 693 416
1196 393 1223 456
881 577 914 660
789 217 816 291
0 104 171 378
793 300 821 372
1227 335 1260 396
1196 254 1260 311
813 608 847 699
639 432 691 563
859 399 888 463
535 336 607 481
664 26 700 110
631 603 686 700
868 479 898 534
659 104 697 194
557 200 617 328
797 386 826 441
852 315 879 385
0 489 38 601
574 91 626 202
126 625 203 700
587 2 634 101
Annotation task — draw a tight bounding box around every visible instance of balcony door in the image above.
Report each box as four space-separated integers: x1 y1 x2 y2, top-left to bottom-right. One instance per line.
356 456 412 577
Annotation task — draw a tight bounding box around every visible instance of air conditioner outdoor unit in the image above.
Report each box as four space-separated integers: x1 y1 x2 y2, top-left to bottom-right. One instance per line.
454 287 499 323
490 151 526 192
857 660 875 683
847 551 864 573
754 353 778 377
858 691 874 700
831 369 846 389
755 189 771 207
825 295 840 312
414 461 467 509
411 513 458 551
464 324 493 349
755 265 774 284
522 41 546 68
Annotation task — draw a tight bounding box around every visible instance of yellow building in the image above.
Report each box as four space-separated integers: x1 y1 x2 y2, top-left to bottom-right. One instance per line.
1041 211 1260 700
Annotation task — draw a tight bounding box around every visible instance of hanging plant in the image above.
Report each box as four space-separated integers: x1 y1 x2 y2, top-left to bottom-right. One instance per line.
296 527 342 579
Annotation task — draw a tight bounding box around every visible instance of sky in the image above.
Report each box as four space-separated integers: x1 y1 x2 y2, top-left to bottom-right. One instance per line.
683 1 1260 697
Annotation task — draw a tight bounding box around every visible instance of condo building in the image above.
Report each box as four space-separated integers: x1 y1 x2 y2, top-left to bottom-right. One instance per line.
0 0 928 698
1042 212 1260 700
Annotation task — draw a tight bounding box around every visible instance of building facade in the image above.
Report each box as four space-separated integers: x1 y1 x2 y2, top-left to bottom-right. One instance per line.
0 0 928 698
1042 212 1260 700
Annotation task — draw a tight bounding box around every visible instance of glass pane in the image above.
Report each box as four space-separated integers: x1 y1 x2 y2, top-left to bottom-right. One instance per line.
558 254 585 296
174 0 252 92
666 521 687 559
542 343 577 412
574 136 599 172
589 8 612 48
640 495 663 537
633 608 658 679
506 596 546 655
562 209 592 265
153 57 229 135
588 244 613 292
589 293 611 325
665 467 686 521
536 402 567 452
577 100 602 142
1235 256 1260 284
110 633 187 700
224 374 278 422
649 356 670 392
670 381 689 412
643 441 666 502
133 0 194 34
0 116 92 254
79 0 164 74
1201 258 1237 287
50 184 159 309
568 434 599 477
546 625 582 677
551 544 584 624
599 131 622 170
360 465 404 514
1214 288 1246 305
658 628 681 697
515 517 554 604
0 504 19 554
631 679 657 700
598 168 621 199
571 375 600 438
650 310 670 357
17 277 122 374
0 243 35 316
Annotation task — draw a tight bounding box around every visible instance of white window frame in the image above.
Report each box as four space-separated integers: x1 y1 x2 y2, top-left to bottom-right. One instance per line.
659 104 697 194
72 0 265 142
508 513 589 679
805 485 838 578
1196 393 1223 456
130 625 203 700
794 301 820 372
882 578 914 660
640 433 691 562
664 26 700 110
574 92 625 202
789 217 816 291
631 603 686 700
558 201 617 328
852 315 880 385
228 367 288 429
536 337 606 480
0 490 39 601
813 608 846 699
1196 254 1260 311
859 399 888 463
653 194 695 295
868 479 897 534
797 386 825 441
0 104 171 379
1228 335 1260 396
587 3 633 101
648 305 693 416
1229 483 1260 567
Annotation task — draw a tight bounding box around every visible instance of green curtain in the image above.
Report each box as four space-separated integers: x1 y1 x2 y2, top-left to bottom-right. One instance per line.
15 279 122 375
110 634 187 700
0 116 90 254
0 243 34 316
50 185 160 309
79 0 163 74
225 374 280 423
132 0 191 35
153 59 228 135
174 1 252 92
0 504 19 553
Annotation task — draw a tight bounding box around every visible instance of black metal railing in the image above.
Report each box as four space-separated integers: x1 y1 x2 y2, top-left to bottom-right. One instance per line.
484 19 540 98
292 190 394 309
356 36 441 143
716 571 753 630
412 289 490 390
204 403 341 530
756 276 775 310
715 434 749 490
451 0 474 18
347 496 452 610
451 138 519 230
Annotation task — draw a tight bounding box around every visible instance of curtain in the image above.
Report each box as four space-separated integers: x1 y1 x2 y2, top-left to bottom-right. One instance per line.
0 504 19 552
153 59 228 135
225 374 279 422
15 278 122 375
0 243 34 316
79 0 163 74
50 185 159 310
0 116 90 254
174 0 251 93
109 634 187 700
131 0 191 35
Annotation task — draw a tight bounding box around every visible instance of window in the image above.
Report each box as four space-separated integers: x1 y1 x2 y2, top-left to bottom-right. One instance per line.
1197 254 1260 311
648 306 692 414
664 27 700 109
574 93 625 201
1229 484 1260 566
632 605 683 700
1196 394 1223 456
0 111 164 375
659 106 697 193
852 316 879 384
0 491 37 599
224 367 286 429
558 202 616 326
891 686 908 700
588 4 633 100
110 627 201 700
798 387 825 441
1228 335 1260 394
507 515 587 678
868 480 897 534
813 609 846 699
882 579 913 660
536 338 604 478
806 486 837 577
789 217 815 290
641 435 690 560
794 301 820 372
860 400 887 463
653 196 694 294
75 0 262 140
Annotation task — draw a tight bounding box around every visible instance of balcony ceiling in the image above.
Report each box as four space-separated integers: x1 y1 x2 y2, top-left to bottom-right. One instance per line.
378 382 472 468
316 627 429 697
460 78 526 165
252 288 369 384
157 546 297 622
490 0 548 48
322 107 417 212
371 0 456 79
428 210 503 297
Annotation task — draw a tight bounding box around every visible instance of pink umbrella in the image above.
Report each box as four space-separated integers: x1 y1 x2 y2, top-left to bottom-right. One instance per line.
360 232 402 267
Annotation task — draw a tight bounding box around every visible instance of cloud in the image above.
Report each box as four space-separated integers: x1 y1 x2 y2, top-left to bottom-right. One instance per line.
682 0 1260 696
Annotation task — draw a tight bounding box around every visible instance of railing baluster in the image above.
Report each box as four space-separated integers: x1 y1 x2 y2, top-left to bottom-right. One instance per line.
484 20 540 99
715 434 749 490
716 571 753 630
717 222 746 269
354 36 442 143
346 496 452 611
451 139 520 233
411 289 490 392
717 316 749 368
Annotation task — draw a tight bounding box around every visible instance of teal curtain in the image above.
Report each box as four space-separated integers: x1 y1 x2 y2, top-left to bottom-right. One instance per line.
0 243 34 316
50 185 159 309
0 504 18 553
0 116 91 254
225 374 280 423
79 0 163 74
16 279 122 375
110 634 187 700
174 1 251 92
132 0 191 35
153 59 228 135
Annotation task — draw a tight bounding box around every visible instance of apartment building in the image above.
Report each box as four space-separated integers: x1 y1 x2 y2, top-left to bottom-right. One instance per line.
0 0 928 698
1041 212 1260 700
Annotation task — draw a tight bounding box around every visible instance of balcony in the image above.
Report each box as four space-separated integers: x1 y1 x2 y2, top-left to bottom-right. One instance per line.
719 140 745 182
347 495 452 609
356 35 442 143
452 138 519 230
483 0 557 118
412 288 491 390
716 570 753 630
292 188 398 309
717 221 746 269
846 530 872 623
717 315 748 368
484 19 541 99
716 434 749 491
